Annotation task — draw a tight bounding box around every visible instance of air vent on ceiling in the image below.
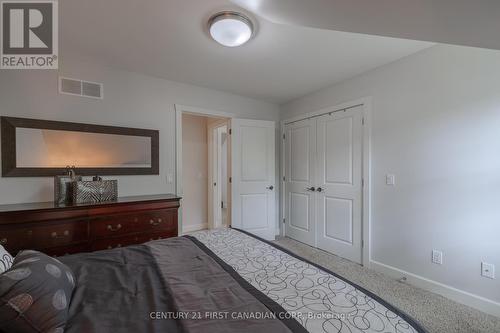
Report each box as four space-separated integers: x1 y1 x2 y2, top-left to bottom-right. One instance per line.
59 77 103 99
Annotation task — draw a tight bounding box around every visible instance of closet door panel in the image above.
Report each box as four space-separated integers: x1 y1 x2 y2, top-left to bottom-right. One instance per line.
284 118 316 246
316 106 363 263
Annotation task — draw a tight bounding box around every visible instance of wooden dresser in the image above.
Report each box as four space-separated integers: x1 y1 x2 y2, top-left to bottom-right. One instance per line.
0 194 181 256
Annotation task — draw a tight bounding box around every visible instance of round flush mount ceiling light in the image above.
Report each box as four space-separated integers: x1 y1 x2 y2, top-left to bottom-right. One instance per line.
208 11 254 47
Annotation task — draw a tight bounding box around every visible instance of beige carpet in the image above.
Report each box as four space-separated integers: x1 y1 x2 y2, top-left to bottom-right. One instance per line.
273 237 500 333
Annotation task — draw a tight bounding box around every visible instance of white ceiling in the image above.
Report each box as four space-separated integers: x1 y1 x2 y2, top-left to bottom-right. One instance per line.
61 0 433 104
234 0 500 51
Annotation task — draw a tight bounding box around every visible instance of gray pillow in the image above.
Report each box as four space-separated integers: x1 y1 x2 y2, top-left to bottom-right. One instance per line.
0 250 76 333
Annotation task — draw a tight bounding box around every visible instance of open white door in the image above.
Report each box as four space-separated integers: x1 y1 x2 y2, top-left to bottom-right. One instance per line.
231 119 276 240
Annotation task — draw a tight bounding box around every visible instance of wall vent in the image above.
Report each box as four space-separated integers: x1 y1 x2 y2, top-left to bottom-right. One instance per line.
59 77 103 99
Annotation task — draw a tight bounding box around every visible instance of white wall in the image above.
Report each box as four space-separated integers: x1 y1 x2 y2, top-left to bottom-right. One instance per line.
0 58 280 204
181 114 208 231
281 44 500 313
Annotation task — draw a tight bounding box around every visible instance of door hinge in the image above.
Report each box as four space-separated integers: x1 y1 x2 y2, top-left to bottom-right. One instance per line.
229 177 232 183
362 117 365 125
283 133 285 140
229 129 232 135
283 176 285 181
283 218 286 224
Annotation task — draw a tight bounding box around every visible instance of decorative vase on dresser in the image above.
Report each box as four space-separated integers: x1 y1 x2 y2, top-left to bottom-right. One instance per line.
0 194 181 256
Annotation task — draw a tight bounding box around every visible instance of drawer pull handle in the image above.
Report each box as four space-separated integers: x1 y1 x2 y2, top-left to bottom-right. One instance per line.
107 224 122 232
51 230 69 239
0 238 7 245
150 219 163 226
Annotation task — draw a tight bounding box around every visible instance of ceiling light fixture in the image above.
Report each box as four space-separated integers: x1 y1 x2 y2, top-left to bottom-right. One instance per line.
208 11 254 47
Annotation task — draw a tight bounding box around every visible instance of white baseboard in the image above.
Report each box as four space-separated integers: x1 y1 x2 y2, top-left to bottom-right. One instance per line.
182 223 208 234
370 260 500 318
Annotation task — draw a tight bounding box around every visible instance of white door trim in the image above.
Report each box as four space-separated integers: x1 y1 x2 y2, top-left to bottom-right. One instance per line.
174 104 235 235
280 97 372 267
208 123 228 229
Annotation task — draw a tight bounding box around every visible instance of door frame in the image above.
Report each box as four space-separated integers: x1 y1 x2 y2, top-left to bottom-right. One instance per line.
208 121 229 229
175 104 234 235
280 97 372 267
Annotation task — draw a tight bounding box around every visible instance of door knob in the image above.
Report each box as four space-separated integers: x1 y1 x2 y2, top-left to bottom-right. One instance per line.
316 187 323 192
266 185 274 190
306 187 316 192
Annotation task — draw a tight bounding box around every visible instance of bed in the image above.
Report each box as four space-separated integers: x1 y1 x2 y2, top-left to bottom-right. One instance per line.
0 227 426 332
48 227 426 333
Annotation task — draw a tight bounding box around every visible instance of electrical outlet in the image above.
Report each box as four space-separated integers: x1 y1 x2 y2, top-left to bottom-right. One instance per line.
432 250 443 265
386 174 396 186
481 262 495 279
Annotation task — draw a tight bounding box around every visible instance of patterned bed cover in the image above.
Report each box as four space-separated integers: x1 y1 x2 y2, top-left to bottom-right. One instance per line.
191 228 426 333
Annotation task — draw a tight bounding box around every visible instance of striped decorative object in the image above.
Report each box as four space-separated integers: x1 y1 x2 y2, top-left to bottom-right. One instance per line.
72 180 118 204
54 175 82 205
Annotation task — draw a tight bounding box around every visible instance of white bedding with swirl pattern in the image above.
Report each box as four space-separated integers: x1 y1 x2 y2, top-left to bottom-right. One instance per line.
191 228 425 333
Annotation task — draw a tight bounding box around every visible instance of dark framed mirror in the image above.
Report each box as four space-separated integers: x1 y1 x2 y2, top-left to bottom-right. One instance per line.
1 117 159 177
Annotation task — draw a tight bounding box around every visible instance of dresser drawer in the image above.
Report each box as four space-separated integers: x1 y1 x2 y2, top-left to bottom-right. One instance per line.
90 231 176 251
0 219 88 252
140 210 177 233
31 220 89 249
90 209 177 239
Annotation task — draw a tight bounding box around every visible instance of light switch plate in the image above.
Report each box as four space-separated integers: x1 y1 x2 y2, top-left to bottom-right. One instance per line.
386 174 396 186
482 262 495 279
432 250 443 265
166 173 173 184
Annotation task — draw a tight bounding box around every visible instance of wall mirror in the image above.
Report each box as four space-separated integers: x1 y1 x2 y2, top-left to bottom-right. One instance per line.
1 117 159 177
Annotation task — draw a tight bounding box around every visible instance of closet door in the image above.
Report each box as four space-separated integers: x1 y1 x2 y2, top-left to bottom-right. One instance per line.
316 106 363 263
284 118 316 246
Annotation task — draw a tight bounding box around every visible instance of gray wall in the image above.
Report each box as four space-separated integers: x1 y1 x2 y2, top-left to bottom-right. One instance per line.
281 44 500 310
0 59 280 204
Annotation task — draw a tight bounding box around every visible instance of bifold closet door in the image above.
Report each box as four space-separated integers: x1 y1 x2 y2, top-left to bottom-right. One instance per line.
316 106 363 264
284 118 316 247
